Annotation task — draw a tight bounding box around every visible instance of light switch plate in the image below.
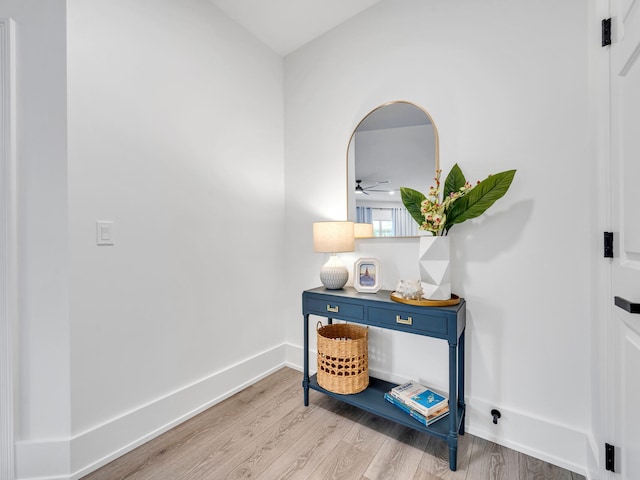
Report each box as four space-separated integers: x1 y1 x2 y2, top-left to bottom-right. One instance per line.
96 221 114 246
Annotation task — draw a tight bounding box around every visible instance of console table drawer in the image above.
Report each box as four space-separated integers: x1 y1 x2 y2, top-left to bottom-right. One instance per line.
368 307 447 335
305 298 364 321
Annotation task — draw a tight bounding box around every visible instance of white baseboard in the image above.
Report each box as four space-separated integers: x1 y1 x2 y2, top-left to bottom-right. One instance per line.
285 343 589 477
465 396 588 477
15 439 70 480
15 344 287 480
584 431 600 480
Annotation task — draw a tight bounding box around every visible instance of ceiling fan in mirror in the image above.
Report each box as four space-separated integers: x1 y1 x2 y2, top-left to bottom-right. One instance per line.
355 179 394 195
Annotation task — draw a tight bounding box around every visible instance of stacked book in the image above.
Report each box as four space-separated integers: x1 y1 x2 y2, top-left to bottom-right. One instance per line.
385 380 449 427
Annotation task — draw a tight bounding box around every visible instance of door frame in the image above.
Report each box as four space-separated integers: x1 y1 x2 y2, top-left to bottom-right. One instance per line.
0 17 16 480
589 0 613 477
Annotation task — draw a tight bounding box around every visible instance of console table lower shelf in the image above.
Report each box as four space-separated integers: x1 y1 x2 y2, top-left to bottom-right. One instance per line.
306 374 465 455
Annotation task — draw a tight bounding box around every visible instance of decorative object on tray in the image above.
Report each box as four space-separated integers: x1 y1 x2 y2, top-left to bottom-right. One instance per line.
316 322 369 394
394 279 423 300
401 164 516 299
390 291 460 307
353 258 381 293
313 221 355 289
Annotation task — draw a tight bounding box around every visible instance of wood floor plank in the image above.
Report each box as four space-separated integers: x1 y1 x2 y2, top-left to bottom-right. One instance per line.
81 368 586 480
417 431 473 480
342 411 397 453
306 440 374 480
255 399 366 480
209 396 336 479
361 422 430 480
145 383 315 479
518 453 574 480
81 367 301 480
466 436 519 480
412 468 446 480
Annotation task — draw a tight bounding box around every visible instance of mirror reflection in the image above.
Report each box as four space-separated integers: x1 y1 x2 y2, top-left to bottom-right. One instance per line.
347 101 439 237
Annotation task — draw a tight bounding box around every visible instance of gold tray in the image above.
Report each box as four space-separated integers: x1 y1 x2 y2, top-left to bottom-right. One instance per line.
390 292 460 307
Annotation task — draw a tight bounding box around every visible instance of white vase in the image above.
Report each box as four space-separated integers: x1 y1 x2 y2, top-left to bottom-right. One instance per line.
418 235 451 300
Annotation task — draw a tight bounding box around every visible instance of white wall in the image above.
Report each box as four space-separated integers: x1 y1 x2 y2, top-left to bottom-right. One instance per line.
3 0 286 477
284 0 590 474
65 0 285 476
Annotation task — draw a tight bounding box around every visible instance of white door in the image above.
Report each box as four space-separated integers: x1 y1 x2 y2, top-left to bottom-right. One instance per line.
609 0 640 477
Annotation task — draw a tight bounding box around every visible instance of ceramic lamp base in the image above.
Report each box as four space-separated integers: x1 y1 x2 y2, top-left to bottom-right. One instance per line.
320 254 349 289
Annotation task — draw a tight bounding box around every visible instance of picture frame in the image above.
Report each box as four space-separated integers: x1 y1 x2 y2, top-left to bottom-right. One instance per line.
353 258 381 293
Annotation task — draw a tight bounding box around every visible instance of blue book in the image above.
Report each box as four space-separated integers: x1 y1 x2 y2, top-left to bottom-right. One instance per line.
390 381 448 417
384 392 449 426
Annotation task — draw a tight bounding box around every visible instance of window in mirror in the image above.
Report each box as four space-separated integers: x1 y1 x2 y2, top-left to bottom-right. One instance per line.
371 208 393 237
347 101 439 237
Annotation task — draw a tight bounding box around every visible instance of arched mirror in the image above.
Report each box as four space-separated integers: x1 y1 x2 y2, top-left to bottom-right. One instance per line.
346 101 439 237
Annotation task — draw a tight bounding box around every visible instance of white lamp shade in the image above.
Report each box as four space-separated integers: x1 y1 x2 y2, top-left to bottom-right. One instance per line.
354 223 374 239
313 221 355 253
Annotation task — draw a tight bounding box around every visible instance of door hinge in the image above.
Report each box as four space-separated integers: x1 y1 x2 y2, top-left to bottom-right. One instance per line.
605 443 615 472
602 18 612 46
604 232 613 258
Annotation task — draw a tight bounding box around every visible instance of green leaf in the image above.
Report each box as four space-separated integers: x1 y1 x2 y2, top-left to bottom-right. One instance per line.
445 170 516 230
400 187 426 226
443 164 466 199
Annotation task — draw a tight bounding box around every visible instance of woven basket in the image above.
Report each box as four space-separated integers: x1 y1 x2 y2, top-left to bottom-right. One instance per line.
316 322 369 394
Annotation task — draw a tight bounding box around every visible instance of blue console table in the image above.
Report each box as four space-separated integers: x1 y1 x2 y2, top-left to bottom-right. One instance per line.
302 286 466 471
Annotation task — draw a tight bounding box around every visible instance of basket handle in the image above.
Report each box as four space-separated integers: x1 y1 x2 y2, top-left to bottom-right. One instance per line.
317 321 323 331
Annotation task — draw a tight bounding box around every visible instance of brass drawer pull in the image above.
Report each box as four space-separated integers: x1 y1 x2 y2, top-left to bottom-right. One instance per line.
396 315 413 325
326 305 339 313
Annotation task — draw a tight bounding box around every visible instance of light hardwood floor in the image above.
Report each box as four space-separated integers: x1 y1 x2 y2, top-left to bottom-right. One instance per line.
81 367 585 480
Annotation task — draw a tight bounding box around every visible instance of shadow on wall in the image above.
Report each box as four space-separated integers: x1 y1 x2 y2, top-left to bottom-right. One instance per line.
453 198 534 265
450 198 534 409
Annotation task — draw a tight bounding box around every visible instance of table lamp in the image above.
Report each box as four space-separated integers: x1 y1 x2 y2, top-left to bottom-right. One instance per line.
313 221 355 289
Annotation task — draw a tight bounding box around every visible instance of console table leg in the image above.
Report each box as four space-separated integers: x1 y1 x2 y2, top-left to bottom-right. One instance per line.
458 330 466 435
303 314 309 406
448 437 458 471
448 341 458 471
